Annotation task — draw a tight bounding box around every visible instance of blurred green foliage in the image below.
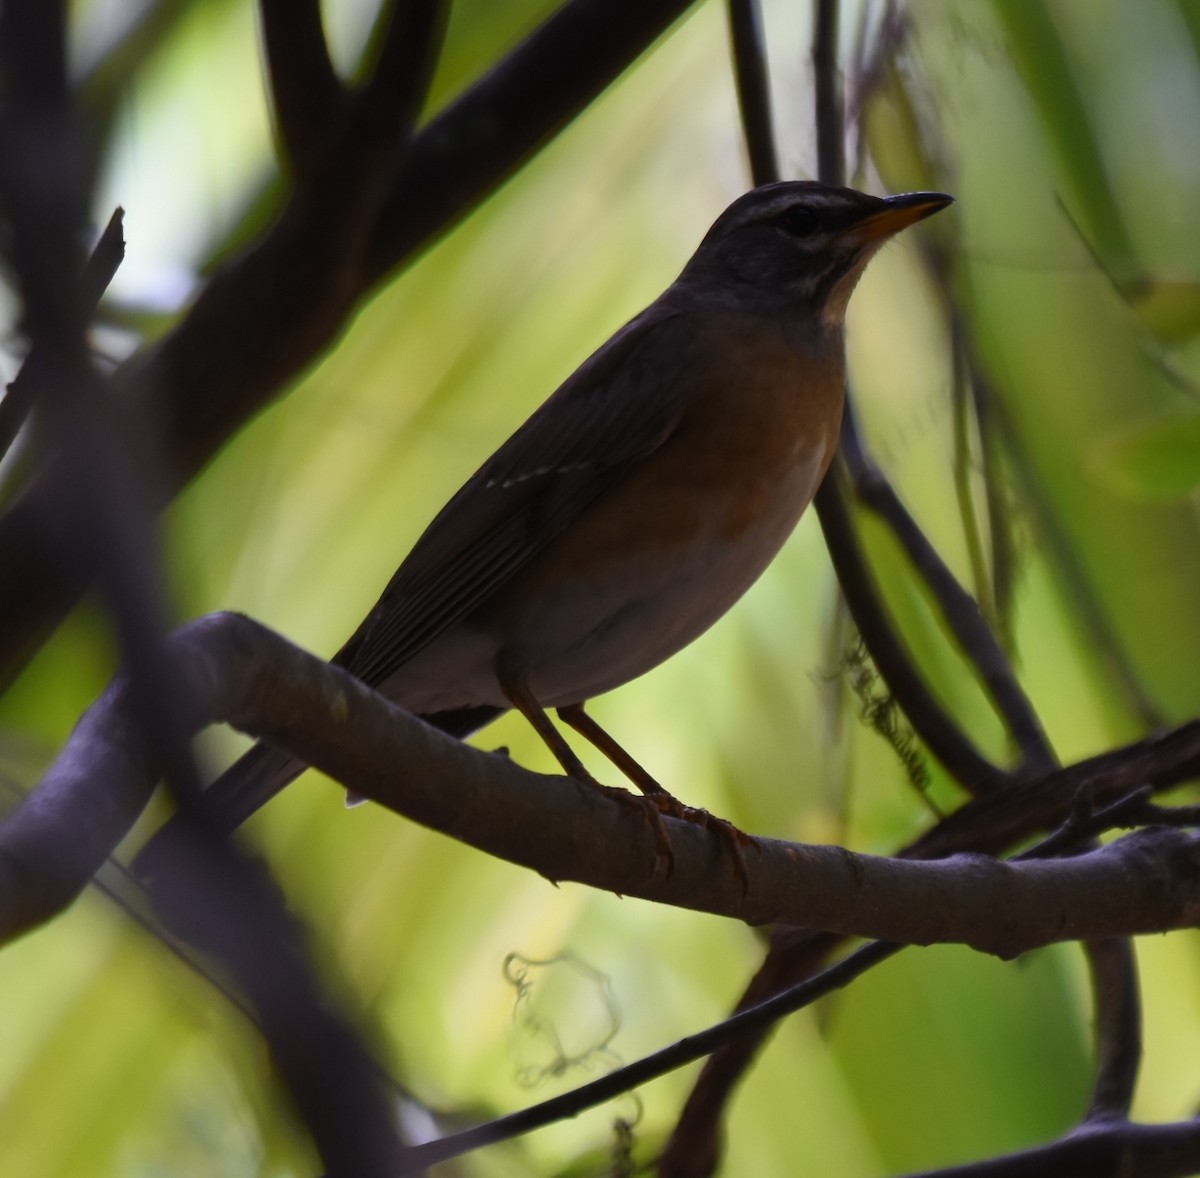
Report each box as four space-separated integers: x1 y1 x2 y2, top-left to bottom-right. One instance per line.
2 0 1200 1174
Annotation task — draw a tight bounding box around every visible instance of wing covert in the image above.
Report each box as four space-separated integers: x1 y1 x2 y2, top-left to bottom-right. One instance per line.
337 302 696 687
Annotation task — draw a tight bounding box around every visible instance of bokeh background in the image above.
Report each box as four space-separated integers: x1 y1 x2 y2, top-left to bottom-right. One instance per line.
2 0 1200 1173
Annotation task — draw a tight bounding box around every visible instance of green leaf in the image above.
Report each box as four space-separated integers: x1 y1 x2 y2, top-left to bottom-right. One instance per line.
1127 279 1200 345
1090 412 1200 500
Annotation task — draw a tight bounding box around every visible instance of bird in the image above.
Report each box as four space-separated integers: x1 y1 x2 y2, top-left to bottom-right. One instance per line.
136 180 952 877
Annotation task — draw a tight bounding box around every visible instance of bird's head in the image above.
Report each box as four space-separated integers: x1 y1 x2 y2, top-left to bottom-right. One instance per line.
680 181 953 327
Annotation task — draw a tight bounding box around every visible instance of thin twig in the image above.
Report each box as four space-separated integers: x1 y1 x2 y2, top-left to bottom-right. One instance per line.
817 464 1009 792
1082 938 1142 1121
812 0 843 185
0 206 125 464
839 407 1056 777
396 941 903 1173
725 0 778 183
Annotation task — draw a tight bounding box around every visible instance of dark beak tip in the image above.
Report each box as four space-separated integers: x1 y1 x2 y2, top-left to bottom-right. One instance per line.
887 190 955 211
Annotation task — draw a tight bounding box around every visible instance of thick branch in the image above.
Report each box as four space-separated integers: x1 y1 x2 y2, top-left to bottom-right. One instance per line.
259 0 346 174
8 613 1200 955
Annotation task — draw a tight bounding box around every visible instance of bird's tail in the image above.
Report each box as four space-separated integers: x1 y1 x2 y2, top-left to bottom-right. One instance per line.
130 704 504 885
129 740 303 885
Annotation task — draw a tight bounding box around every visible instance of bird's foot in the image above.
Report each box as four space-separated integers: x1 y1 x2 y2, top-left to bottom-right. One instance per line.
574 774 676 876
644 795 757 894
588 775 756 892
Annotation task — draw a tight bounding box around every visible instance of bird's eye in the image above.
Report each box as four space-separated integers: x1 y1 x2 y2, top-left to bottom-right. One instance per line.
778 207 814 237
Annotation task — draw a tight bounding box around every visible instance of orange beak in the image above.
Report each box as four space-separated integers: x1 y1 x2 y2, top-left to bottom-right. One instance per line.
855 191 954 241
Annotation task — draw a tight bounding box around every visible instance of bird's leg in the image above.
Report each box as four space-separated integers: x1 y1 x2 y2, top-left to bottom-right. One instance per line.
556 702 756 892
495 654 673 874
554 703 670 797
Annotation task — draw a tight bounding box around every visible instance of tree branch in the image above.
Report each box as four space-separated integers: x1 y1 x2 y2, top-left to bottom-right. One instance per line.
0 205 124 464
1082 938 1141 1120
839 405 1056 777
725 0 778 183
0 0 701 688
6 613 1200 955
896 1118 1200 1178
0 4 406 1168
259 0 346 174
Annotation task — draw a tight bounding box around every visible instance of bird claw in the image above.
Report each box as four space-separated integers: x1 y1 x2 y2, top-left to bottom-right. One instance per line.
645 795 756 894
581 775 754 890
590 781 677 876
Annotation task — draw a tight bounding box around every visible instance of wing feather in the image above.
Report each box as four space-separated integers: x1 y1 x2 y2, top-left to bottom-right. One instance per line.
335 303 695 687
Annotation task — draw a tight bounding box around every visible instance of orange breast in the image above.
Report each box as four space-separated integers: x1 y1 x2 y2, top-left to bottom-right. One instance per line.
470 309 846 702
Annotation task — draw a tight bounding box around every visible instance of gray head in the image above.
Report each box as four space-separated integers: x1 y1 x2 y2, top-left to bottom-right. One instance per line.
679 181 953 324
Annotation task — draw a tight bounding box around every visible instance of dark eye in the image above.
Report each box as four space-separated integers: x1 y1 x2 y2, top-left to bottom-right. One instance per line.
778 206 814 237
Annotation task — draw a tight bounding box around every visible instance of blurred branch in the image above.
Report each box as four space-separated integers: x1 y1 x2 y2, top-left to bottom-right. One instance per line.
0 6 406 1169
79 0 198 158
808 0 1014 793
725 0 778 183
402 939 902 1172
895 1118 1200 1178
0 0 701 688
259 0 346 174
0 205 125 463
839 405 1057 777
812 0 843 184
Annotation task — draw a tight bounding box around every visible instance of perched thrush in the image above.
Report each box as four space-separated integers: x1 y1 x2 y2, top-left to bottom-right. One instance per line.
138 181 952 869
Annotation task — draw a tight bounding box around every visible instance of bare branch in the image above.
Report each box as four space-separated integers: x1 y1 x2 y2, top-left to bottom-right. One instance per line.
896 1118 1200 1178
1083 938 1142 1120
839 413 1056 777
0 0 702 689
816 466 1010 791
4 613 1199 954
0 206 124 463
259 0 346 174
725 0 778 184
